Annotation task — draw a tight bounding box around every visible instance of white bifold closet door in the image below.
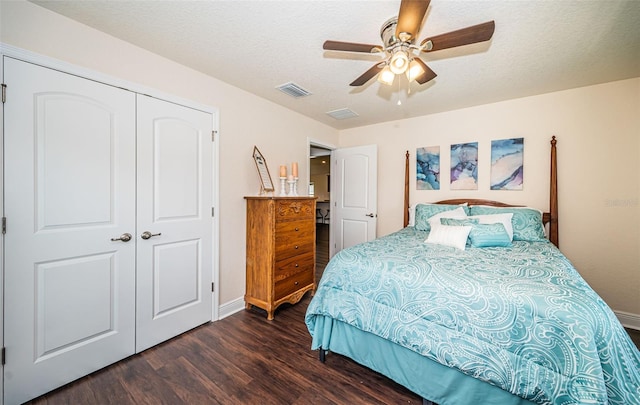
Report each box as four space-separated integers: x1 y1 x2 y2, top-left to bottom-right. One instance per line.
4 57 137 405
3 57 213 404
135 94 213 353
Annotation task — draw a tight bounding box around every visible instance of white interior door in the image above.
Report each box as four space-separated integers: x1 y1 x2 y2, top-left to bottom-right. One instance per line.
3 57 137 404
135 95 213 353
331 145 378 257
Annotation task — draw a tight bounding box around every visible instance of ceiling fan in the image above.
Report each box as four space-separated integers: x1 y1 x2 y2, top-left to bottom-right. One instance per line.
323 0 495 87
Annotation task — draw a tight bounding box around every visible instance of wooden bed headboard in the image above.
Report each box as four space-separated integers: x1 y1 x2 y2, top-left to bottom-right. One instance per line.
404 136 559 247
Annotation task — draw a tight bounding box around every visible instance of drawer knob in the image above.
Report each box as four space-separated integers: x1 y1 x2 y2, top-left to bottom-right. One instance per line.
294 281 299 285
295 263 299 267
295 245 299 249
295 227 299 231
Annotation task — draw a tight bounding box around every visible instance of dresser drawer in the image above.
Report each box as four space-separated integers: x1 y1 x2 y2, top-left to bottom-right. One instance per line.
275 220 314 259
275 252 314 280
274 267 314 300
275 199 314 222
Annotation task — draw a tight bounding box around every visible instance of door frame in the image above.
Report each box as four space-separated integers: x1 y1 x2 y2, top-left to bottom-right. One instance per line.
0 44 221 401
0 45 5 405
307 138 336 258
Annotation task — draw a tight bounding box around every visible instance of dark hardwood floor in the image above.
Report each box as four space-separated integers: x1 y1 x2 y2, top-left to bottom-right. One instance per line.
315 223 330 276
28 299 421 404
26 223 640 404
628 326 640 348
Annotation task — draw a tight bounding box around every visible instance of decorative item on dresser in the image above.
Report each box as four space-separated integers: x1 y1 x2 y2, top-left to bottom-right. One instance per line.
252 146 275 194
244 196 317 320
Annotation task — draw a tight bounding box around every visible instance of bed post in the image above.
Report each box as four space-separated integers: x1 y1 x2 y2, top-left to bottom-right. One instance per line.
404 150 410 227
549 136 559 247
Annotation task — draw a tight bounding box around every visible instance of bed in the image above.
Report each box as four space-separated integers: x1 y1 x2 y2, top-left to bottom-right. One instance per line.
305 137 640 405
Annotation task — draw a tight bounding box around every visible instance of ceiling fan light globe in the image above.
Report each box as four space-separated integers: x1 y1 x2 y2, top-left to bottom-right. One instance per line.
377 66 395 85
389 51 409 74
406 59 425 82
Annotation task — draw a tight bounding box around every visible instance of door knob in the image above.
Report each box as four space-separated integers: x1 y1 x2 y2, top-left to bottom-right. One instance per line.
141 231 162 240
365 213 375 217
111 233 132 242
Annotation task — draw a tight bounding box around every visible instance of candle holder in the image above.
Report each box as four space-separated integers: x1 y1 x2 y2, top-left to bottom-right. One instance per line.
279 177 288 196
288 177 299 196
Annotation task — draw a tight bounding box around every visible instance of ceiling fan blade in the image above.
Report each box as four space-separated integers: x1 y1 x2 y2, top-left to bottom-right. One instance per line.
395 0 431 42
323 40 383 53
412 58 437 84
421 21 495 52
350 63 384 86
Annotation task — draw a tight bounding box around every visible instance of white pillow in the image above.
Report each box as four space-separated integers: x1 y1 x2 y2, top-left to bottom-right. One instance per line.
468 213 514 241
427 207 468 231
408 203 420 226
425 225 472 250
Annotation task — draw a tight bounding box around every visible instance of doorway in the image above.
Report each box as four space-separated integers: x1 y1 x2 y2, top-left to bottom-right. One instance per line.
309 143 332 279
307 142 378 279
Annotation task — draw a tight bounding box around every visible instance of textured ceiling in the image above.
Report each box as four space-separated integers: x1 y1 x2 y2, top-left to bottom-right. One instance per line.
31 0 640 130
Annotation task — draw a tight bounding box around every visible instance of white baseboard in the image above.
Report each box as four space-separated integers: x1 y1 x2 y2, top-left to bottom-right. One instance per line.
615 310 640 331
218 297 246 320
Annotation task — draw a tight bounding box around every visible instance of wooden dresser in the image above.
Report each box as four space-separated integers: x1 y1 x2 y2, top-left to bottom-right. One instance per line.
244 196 317 320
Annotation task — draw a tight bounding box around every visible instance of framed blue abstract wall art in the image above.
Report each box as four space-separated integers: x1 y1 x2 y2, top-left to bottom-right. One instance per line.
450 142 478 190
416 146 440 190
491 138 524 190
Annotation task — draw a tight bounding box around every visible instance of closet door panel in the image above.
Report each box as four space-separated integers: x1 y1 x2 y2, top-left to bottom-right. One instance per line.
38 93 114 226
154 120 200 219
3 57 137 405
135 95 213 353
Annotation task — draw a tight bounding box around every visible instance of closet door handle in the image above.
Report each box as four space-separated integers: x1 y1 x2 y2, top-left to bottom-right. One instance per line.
111 233 132 242
141 231 162 240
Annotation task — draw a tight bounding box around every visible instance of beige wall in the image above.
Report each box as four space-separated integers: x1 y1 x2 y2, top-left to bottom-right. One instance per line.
0 1 339 305
339 78 640 316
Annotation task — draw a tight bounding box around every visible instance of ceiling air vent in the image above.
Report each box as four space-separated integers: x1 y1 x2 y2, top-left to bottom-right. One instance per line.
326 108 359 120
276 82 312 98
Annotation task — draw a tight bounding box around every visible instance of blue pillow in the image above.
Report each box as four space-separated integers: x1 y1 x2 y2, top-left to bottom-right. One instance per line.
414 204 469 231
468 206 546 241
468 223 512 247
440 218 479 227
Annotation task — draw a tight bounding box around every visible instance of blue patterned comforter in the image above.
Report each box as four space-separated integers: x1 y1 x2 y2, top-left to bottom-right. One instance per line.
305 227 640 404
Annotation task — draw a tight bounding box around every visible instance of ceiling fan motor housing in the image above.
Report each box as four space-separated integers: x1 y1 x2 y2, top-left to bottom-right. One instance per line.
380 17 401 48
